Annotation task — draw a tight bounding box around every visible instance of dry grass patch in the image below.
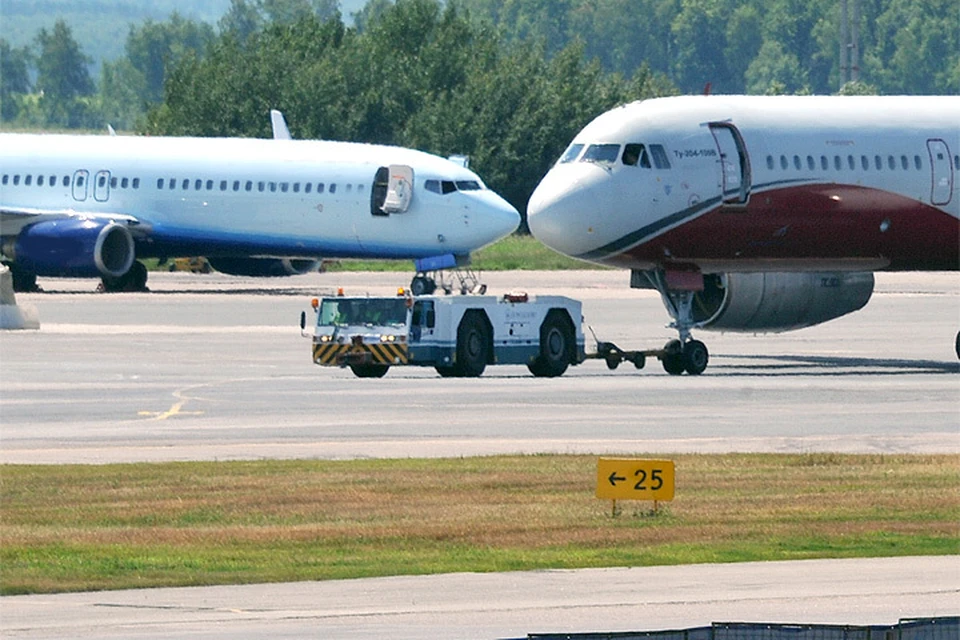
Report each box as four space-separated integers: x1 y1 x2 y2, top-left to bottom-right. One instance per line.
2 454 958 594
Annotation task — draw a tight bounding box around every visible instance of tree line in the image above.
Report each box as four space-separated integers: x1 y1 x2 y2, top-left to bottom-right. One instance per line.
2 0 956 219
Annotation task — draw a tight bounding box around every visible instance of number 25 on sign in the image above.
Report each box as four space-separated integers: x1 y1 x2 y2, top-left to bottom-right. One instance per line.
596 458 675 509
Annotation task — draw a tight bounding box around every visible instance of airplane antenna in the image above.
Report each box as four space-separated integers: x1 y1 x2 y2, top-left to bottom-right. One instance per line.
270 109 293 140
702 83 712 96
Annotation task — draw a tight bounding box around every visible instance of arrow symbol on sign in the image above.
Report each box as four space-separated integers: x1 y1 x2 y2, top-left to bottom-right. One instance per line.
608 471 626 486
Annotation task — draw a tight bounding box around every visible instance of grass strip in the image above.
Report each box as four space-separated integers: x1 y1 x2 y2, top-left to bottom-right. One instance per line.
2 453 958 594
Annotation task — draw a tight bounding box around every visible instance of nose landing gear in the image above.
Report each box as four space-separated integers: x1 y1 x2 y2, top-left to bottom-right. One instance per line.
645 269 711 375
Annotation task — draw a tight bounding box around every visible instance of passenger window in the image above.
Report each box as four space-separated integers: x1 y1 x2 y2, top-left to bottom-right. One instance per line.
820 156 828 171
132 178 139 189
269 182 277 192
1 175 7 185
121 178 129 188
245 181 253 191
650 145 670 169
559 143 585 164
281 182 289 193
345 184 352 193
766 156 774 170
13 175 20 186
582 144 621 164
233 180 240 191
63 176 70 187
329 184 337 194
861 156 869 171
914 155 922 170
157 178 164 189
220 180 227 191
900 155 908 170
780 155 788 170
25 175 32 186
317 183 325 194
206 179 214 190
807 156 815 171
888 156 896 170
37 175 45 186
305 183 312 194
875 155 882 170
183 179 190 190
195 179 202 190
954 155 959 169
258 181 265 192
834 156 842 171
49 175 56 186
293 183 300 193
110 177 118 188
847 155 855 170
793 155 801 170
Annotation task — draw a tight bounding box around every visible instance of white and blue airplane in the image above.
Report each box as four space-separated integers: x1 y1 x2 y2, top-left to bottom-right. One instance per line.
529 95 959 372
0 114 519 292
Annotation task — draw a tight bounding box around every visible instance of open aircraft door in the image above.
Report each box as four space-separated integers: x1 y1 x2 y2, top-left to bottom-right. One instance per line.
371 165 414 215
927 139 953 206
708 122 751 205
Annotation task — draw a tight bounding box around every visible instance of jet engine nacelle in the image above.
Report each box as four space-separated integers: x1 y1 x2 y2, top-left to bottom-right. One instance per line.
12 218 135 278
207 257 320 277
692 272 875 333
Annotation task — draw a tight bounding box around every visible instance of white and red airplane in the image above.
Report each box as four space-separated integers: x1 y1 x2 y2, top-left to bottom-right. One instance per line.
528 95 959 373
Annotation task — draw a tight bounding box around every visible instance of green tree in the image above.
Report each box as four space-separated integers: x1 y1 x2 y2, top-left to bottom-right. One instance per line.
34 19 96 128
1 39 32 122
126 14 215 105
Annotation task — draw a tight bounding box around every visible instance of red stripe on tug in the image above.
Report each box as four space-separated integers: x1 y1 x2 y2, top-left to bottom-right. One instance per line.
610 184 959 272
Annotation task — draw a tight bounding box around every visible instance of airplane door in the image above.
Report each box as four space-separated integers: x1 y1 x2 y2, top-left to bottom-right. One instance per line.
927 139 953 205
93 170 111 202
382 165 414 213
71 170 89 201
708 123 751 205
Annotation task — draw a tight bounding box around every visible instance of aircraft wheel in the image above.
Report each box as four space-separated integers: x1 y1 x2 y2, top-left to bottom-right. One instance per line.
435 366 459 377
453 311 489 377
349 364 389 378
411 275 436 296
661 339 686 375
8 264 38 292
605 357 620 370
528 311 574 377
682 340 709 375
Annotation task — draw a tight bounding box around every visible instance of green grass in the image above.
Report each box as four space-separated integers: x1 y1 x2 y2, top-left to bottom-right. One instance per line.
2 454 958 594
324 234 608 272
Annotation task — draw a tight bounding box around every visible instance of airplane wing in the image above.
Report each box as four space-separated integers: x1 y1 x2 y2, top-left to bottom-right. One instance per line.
1 207 147 237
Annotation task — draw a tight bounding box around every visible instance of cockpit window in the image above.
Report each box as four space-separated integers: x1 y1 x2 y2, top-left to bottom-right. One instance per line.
581 144 621 164
425 179 479 195
650 144 671 169
559 143 585 164
622 144 651 168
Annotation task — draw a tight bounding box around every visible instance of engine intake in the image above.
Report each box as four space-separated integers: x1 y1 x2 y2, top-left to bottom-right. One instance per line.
207 257 320 277
692 272 874 333
13 218 135 278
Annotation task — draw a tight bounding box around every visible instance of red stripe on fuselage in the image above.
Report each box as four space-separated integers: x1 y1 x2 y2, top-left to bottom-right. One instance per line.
614 184 959 271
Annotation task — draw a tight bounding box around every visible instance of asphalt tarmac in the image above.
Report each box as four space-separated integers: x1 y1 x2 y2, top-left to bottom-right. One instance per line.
2 270 958 463
1 269 958 638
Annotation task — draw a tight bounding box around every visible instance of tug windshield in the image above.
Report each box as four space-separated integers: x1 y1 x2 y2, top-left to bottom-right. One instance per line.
318 298 408 328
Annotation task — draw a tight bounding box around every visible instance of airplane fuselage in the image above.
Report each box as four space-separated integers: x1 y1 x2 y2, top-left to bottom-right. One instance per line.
529 95 959 273
1 133 519 277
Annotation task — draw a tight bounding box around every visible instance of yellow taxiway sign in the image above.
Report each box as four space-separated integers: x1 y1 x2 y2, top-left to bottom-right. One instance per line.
596 458 675 501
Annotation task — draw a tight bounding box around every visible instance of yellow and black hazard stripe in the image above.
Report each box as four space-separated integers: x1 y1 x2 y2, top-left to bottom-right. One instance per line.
313 342 408 366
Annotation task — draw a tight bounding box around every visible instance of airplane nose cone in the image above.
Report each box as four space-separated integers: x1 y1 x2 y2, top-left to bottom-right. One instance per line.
475 191 521 246
528 167 605 258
